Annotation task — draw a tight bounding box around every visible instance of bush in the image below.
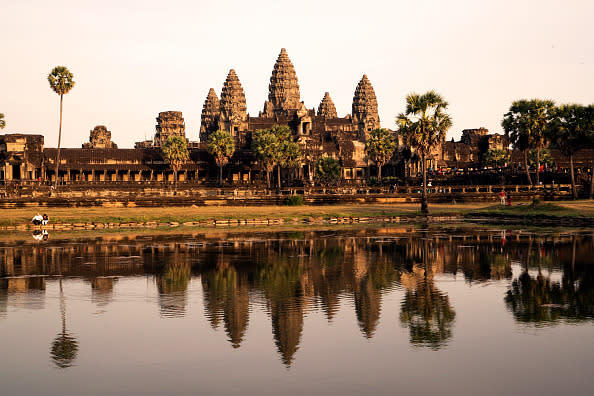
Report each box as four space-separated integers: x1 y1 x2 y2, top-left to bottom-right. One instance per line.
532 198 541 206
286 195 304 206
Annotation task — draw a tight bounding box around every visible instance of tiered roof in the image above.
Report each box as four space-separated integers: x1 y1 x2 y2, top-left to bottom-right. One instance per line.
317 92 338 118
200 88 220 141
264 48 301 116
352 74 379 125
219 69 247 122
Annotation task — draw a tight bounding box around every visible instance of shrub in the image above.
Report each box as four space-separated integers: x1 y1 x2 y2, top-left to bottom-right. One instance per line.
286 195 304 206
532 198 541 206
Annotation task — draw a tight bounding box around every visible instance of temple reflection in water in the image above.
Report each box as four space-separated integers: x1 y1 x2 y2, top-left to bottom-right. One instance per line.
1 227 593 367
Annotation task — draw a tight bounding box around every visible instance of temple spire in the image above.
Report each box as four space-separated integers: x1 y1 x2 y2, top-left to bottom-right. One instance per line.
318 92 337 118
219 69 247 131
263 48 301 117
200 88 220 142
352 74 380 139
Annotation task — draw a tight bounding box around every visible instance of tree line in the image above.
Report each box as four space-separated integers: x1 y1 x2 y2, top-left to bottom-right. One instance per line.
502 100 594 199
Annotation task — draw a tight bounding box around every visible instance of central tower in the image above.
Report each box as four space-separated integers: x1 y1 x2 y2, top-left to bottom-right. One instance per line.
263 48 301 117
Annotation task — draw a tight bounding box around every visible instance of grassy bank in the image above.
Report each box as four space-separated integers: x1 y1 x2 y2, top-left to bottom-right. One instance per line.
469 200 594 218
0 202 485 226
1 201 593 227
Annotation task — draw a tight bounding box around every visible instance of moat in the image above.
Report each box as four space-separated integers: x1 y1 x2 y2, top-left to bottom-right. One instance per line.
1 226 592 395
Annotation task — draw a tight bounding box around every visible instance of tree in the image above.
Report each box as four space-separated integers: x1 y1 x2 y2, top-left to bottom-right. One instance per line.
207 129 236 186
527 148 553 169
502 99 555 186
161 135 189 187
547 104 590 198
583 105 594 199
252 128 280 189
270 125 294 190
0 113 5 129
315 156 341 184
279 139 302 185
48 66 75 190
365 128 397 181
482 148 509 168
397 91 452 214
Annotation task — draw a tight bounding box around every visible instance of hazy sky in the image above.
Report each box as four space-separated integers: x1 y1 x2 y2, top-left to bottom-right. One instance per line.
1 0 592 148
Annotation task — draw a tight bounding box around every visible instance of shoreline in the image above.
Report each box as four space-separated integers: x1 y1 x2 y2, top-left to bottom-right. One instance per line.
1 201 593 234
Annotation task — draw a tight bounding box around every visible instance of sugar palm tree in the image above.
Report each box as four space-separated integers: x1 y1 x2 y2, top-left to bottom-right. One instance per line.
279 140 302 185
397 91 452 214
252 128 280 189
503 99 555 186
0 113 5 130
548 104 589 199
161 135 189 187
585 105 594 199
271 125 293 190
315 156 341 185
48 66 75 190
207 129 236 186
365 128 397 182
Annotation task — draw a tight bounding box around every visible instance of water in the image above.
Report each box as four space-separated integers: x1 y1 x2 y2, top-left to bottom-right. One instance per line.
1 226 593 395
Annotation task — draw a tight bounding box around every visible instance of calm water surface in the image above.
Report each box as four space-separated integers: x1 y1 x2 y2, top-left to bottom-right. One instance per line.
1 226 593 395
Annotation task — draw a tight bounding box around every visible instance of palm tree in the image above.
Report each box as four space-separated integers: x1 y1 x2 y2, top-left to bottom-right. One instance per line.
397 91 452 214
482 148 509 168
270 125 293 190
161 135 189 187
584 105 594 199
365 128 397 182
48 66 75 190
0 113 5 130
279 140 302 185
548 104 589 199
502 99 555 186
315 156 341 185
252 128 280 189
207 129 235 186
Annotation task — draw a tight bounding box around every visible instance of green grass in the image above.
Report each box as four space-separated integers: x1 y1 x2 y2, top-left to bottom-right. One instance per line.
469 202 591 218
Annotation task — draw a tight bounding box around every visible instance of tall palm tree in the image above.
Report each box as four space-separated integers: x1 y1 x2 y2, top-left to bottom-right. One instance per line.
48 66 75 190
502 99 555 186
207 129 236 186
365 128 397 182
585 105 594 199
0 113 5 130
161 135 189 187
397 91 452 214
271 125 293 190
252 128 280 190
548 104 589 199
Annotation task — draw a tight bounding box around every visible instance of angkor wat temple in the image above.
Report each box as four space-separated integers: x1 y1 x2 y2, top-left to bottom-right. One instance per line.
0 49 588 186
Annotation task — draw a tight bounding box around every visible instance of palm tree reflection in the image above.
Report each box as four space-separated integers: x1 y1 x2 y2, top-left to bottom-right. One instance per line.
50 276 79 368
399 237 455 350
505 236 594 324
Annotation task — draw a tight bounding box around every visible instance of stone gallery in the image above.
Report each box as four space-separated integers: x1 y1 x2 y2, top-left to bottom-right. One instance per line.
1 49 530 186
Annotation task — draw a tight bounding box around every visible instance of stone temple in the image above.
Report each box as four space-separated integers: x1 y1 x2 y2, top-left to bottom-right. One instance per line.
198 48 379 181
3 48 585 186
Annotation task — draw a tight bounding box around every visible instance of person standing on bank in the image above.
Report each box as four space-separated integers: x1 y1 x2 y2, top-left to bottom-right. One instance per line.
32 213 43 226
499 190 506 205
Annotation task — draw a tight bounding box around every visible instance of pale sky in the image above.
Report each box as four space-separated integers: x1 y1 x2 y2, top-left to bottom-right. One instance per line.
1 0 592 148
